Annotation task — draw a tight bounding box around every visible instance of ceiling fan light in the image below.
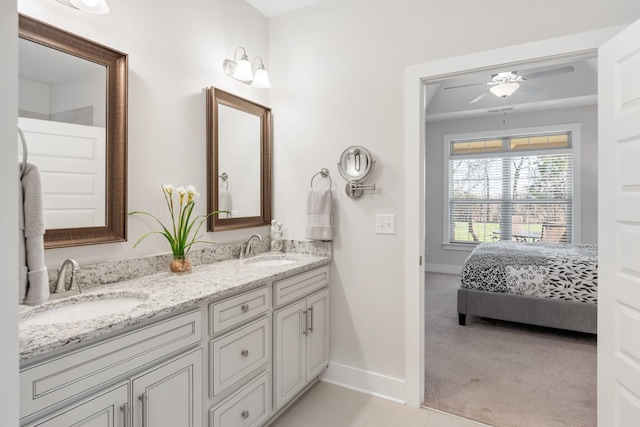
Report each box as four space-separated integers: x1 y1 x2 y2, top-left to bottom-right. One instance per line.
490 82 520 98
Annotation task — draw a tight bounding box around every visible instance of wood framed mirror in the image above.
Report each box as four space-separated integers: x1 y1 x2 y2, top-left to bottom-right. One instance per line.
206 87 272 231
19 15 127 248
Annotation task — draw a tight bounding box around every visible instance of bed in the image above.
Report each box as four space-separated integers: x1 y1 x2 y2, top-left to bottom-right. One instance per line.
457 241 598 334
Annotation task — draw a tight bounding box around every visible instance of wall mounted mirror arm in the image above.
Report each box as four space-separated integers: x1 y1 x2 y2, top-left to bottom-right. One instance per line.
337 146 376 199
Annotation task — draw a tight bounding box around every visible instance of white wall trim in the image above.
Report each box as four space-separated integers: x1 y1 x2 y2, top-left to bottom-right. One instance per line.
320 362 406 405
425 263 462 275
404 24 624 407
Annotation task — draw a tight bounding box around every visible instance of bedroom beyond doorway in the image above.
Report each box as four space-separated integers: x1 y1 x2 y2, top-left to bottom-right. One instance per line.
423 272 596 427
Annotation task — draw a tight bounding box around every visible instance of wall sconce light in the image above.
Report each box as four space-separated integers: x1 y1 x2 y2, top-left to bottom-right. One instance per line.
223 47 272 88
57 0 110 14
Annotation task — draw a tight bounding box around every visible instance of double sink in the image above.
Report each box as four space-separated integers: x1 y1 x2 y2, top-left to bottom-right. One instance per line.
20 253 301 326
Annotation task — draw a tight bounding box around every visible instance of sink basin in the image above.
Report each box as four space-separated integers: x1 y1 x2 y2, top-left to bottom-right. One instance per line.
249 259 298 267
243 255 299 267
21 297 146 326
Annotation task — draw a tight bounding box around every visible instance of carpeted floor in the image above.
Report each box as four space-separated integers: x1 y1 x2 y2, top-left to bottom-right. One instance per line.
424 272 597 427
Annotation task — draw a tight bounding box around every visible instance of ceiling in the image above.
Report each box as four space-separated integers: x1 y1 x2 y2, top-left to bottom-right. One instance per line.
244 2 597 123
425 56 598 122
245 0 326 17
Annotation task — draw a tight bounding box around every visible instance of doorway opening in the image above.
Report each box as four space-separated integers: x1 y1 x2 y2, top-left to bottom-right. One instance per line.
420 53 598 426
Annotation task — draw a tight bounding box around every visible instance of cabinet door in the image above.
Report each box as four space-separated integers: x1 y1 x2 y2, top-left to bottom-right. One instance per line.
131 348 202 427
24 383 129 427
273 299 306 411
306 289 329 381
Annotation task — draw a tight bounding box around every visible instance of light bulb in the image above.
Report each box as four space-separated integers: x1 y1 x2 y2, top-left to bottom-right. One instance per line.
233 54 254 82
251 67 271 88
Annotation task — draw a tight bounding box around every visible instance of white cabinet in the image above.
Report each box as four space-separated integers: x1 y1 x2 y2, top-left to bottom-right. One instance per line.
28 348 202 427
23 383 129 427
20 310 203 427
131 348 202 427
273 287 329 411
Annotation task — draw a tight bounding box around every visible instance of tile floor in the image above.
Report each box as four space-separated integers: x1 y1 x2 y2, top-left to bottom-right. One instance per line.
269 381 490 427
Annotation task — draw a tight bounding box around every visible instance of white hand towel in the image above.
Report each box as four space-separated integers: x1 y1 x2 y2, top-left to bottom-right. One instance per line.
219 189 232 218
306 187 333 241
19 162 49 305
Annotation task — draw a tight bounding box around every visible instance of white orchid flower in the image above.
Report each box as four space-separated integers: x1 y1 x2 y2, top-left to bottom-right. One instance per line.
162 184 174 195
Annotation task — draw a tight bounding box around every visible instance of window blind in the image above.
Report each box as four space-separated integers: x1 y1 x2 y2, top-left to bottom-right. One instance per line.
447 134 573 245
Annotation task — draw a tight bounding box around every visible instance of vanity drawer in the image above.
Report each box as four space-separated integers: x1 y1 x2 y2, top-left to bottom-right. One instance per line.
209 286 270 335
210 317 270 397
20 309 202 419
274 266 329 307
209 371 270 427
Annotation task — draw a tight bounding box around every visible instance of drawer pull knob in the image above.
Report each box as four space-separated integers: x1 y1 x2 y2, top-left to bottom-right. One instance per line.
241 304 250 312
242 410 250 419
241 349 249 357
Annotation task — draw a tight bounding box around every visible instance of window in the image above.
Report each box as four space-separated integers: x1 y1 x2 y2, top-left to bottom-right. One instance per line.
445 126 577 246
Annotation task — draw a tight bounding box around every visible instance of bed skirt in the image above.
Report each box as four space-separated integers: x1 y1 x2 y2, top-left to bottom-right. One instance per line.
457 287 597 334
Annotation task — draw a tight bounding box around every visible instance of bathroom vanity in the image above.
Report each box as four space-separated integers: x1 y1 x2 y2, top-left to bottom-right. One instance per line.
19 252 330 427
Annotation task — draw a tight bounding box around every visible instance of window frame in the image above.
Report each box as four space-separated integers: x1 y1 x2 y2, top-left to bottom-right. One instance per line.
442 123 582 250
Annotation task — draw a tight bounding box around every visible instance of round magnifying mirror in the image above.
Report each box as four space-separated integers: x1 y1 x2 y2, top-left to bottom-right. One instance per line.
338 146 374 183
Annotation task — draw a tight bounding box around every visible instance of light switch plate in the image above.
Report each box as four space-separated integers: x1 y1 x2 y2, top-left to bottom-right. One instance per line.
375 214 396 235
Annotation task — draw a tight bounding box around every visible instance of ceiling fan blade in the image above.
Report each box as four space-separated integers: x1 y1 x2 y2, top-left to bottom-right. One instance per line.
518 83 543 94
524 65 574 80
445 82 485 90
469 91 489 104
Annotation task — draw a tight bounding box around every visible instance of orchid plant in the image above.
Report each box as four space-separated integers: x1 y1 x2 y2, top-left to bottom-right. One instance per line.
129 184 218 259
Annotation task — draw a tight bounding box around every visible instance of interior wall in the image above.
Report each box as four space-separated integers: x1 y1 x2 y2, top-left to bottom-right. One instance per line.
1 3 19 426
425 105 599 273
268 0 640 401
17 0 271 268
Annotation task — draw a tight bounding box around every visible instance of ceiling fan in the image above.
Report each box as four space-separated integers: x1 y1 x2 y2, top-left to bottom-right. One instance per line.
444 65 575 104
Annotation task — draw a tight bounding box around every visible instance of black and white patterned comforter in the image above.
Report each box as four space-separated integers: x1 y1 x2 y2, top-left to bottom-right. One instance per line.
460 242 598 304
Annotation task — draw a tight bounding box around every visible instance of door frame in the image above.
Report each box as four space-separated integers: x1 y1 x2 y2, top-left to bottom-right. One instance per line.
402 25 625 407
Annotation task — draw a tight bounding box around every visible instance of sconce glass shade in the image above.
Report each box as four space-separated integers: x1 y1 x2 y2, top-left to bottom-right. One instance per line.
489 82 519 98
251 66 271 88
70 0 110 14
233 54 254 82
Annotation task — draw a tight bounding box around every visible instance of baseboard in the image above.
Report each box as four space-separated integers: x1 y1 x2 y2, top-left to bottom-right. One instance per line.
319 361 405 404
424 263 462 275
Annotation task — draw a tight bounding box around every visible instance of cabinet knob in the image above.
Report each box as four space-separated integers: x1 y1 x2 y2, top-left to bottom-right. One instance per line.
241 349 249 357
241 304 249 313
241 410 250 419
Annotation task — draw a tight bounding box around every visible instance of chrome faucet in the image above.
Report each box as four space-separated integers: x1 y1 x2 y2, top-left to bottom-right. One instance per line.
54 258 81 294
239 234 262 259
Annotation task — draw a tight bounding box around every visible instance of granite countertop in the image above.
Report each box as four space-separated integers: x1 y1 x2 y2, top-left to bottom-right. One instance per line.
19 252 330 362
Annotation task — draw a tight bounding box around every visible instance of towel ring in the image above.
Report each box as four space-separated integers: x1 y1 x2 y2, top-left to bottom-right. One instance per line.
18 125 28 177
310 168 332 188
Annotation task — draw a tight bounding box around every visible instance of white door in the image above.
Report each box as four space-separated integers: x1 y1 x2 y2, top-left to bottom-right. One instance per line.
273 299 306 410
18 117 106 229
306 290 329 380
131 349 202 427
598 18 640 427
